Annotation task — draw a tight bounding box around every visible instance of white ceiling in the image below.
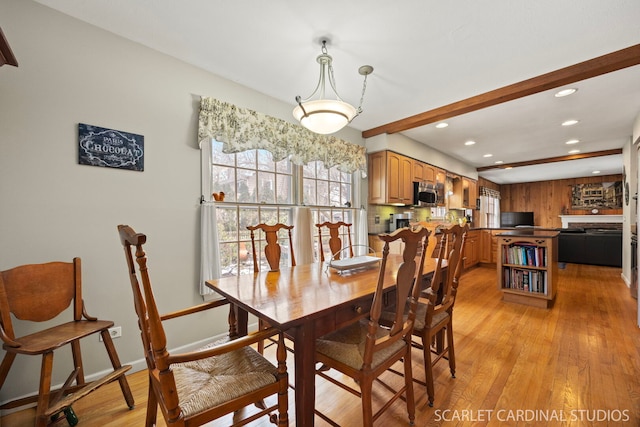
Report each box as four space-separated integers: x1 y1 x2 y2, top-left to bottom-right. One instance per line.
33 0 640 184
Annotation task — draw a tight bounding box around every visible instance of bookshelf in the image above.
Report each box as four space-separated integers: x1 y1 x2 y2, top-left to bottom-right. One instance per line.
496 229 559 308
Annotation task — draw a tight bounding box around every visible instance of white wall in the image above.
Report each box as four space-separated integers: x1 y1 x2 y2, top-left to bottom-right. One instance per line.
0 0 366 404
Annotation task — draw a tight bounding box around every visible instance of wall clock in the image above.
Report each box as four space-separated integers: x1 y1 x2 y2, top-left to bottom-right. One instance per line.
625 182 630 205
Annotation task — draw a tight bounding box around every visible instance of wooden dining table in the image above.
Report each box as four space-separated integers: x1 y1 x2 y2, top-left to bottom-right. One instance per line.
206 255 443 427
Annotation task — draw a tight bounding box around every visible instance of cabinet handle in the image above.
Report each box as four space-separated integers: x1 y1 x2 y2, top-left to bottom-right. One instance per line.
354 306 363 314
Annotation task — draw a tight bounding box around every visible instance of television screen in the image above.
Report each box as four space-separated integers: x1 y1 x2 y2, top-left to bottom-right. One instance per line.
500 211 534 228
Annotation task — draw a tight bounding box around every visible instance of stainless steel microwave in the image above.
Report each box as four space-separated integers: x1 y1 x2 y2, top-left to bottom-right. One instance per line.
413 181 437 206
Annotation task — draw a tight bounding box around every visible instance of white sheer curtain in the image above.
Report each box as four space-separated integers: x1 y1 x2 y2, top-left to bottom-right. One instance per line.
292 206 314 265
479 187 501 228
200 203 221 298
355 207 369 256
199 138 221 298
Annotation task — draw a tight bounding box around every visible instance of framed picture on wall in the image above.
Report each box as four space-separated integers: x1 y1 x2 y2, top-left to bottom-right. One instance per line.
571 181 622 209
78 123 144 171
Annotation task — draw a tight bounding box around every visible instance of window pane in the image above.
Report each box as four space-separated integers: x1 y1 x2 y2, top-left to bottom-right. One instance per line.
276 174 293 204
329 181 341 207
219 242 239 277
316 180 330 206
342 183 352 207
237 169 257 203
276 158 292 174
259 208 279 226
316 161 328 180
257 150 275 172
236 150 256 169
239 207 259 241
212 166 236 202
212 140 234 166
303 178 316 206
329 166 342 182
258 171 276 204
303 162 316 178
217 207 238 242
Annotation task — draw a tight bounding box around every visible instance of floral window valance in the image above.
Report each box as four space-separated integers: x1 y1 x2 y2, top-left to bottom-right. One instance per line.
198 96 366 174
480 186 501 199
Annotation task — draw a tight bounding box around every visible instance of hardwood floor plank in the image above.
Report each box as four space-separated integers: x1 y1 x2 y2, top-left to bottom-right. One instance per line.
2 264 639 426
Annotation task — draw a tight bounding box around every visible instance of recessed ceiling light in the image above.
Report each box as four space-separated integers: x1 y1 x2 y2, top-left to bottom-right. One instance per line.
494 160 504 164
465 140 476 146
568 149 580 154
566 139 580 145
562 119 579 126
435 122 449 129
483 153 493 158
555 88 577 97
592 170 601 174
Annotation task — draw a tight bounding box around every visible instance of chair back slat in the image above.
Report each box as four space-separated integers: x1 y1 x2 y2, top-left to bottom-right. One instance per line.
316 221 353 262
247 223 295 272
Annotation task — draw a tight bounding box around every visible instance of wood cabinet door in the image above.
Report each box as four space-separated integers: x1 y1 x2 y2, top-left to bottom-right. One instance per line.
387 152 403 203
435 168 446 205
367 151 386 204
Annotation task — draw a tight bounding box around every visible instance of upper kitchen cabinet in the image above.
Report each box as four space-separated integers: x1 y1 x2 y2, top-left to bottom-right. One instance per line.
447 173 462 208
462 177 478 209
413 161 435 184
368 151 427 205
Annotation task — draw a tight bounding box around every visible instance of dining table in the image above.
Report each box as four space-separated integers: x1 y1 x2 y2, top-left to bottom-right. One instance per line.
206 255 443 427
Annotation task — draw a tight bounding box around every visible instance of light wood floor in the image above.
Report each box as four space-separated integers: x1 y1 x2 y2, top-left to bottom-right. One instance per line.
3 264 639 426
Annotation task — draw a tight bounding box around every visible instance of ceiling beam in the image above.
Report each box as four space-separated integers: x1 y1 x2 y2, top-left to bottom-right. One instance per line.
475 149 623 171
362 43 640 139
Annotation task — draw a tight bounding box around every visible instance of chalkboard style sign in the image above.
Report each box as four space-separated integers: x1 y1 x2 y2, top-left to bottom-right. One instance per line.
78 123 144 171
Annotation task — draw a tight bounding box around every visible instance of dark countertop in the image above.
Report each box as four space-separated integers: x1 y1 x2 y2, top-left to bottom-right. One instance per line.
497 229 560 238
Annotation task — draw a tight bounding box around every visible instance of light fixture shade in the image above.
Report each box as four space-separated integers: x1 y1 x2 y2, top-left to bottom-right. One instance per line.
293 99 357 135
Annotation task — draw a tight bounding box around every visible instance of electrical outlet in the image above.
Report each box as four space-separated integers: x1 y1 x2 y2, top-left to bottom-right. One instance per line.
99 326 122 341
375 215 380 224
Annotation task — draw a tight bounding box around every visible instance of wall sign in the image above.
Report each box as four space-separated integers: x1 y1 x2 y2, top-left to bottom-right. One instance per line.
78 123 144 171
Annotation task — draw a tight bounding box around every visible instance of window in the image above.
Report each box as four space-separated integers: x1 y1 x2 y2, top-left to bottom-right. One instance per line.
210 142 357 276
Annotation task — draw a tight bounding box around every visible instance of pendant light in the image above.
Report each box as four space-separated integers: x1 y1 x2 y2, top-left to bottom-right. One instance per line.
293 40 373 135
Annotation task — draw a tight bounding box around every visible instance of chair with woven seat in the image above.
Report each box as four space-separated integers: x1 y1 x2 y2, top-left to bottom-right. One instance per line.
314 226 430 426
316 221 353 262
117 225 289 427
247 223 296 354
0 257 134 427
384 223 468 408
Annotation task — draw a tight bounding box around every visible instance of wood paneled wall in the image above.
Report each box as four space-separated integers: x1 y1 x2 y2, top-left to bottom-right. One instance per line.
499 174 623 229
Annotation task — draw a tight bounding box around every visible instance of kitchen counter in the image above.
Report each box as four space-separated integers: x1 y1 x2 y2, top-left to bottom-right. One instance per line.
497 229 560 238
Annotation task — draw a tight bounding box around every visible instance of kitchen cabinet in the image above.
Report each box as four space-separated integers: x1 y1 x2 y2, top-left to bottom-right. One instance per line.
413 161 435 184
462 177 477 209
447 173 462 208
479 229 509 264
367 151 415 205
463 230 480 269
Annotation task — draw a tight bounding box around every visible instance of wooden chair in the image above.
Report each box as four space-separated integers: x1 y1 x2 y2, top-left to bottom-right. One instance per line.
247 223 296 273
314 226 430 426
247 223 296 354
117 225 289 427
316 221 353 262
384 223 468 407
0 257 134 427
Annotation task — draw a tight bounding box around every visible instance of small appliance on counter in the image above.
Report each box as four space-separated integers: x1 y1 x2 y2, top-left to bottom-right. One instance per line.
388 213 412 232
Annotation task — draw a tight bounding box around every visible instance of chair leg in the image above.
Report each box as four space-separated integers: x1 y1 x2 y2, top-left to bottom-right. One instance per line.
423 333 435 407
360 377 374 427
0 352 17 391
403 353 416 426
101 330 135 408
35 352 55 427
145 376 158 427
446 323 456 378
70 339 86 386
